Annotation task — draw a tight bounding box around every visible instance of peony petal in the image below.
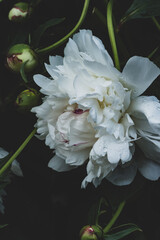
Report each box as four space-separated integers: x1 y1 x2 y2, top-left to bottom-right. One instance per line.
49 55 63 66
106 162 137 186
45 63 61 80
81 159 116 188
64 38 81 60
129 96 160 135
83 60 121 82
33 74 57 95
136 153 160 181
136 133 160 162
91 135 132 164
11 160 23 177
0 147 8 158
122 56 160 98
73 29 113 66
65 149 90 166
48 155 75 172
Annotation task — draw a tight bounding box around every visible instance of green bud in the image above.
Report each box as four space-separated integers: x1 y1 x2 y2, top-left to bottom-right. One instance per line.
8 2 32 22
15 88 40 111
80 225 103 240
7 44 38 73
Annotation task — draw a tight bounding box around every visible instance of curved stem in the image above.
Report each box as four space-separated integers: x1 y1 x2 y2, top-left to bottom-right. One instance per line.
0 128 36 176
103 201 126 234
152 17 160 32
107 0 120 71
37 0 90 55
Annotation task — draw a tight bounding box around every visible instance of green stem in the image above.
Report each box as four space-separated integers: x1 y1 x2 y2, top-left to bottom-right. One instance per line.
37 0 90 55
0 128 36 176
92 7 106 26
148 46 159 59
107 0 120 70
103 201 126 234
152 17 160 32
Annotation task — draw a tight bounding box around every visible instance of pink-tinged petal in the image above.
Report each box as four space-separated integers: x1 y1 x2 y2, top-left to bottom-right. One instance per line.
122 56 160 98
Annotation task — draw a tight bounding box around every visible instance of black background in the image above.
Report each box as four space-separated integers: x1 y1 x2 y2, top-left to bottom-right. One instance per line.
0 0 160 239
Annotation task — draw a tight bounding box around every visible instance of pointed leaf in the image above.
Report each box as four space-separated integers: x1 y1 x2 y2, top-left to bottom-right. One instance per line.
88 198 109 225
0 224 8 229
121 0 160 24
31 18 65 47
20 61 29 83
104 224 142 240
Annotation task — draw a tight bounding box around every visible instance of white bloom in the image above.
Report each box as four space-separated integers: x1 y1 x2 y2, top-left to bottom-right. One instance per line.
32 29 160 188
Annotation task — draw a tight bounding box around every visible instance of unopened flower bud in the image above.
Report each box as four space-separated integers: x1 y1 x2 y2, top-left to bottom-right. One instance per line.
15 88 40 111
8 2 32 22
7 44 38 73
80 225 103 240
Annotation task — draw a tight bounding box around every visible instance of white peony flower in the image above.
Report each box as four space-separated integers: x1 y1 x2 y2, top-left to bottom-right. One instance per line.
32 29 160 188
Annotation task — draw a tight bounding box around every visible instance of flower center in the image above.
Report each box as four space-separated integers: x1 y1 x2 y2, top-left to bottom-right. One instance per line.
73 109 84 114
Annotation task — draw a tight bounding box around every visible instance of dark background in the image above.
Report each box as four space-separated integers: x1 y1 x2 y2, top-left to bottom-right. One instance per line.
0 0 160 239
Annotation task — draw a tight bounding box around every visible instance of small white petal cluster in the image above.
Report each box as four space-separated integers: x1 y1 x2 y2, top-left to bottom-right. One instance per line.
32 30 160 188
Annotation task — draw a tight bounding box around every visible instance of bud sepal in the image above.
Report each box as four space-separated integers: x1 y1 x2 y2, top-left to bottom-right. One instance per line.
15 88 40 112
8 2 32 22
80 225 103 240
7 44 38 73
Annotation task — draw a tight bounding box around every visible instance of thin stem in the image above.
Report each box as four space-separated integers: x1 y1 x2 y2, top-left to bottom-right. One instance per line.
152 17 160 32
107 0 120 70
37 0 90 55
103 201 126 234
148 46 159 59
0 128 36 176
92 7 106 26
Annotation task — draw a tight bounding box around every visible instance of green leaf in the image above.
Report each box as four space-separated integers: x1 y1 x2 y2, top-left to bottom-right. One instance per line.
120 0 160 24
88 197 109 225
20 61 29 83
0 224 8 229
104 223 142 240
31 18 65 48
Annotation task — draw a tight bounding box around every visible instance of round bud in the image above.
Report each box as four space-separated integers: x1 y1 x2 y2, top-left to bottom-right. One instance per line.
80 225 103 240
15 88 40 112
7 44 38 73
8 2 32 22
